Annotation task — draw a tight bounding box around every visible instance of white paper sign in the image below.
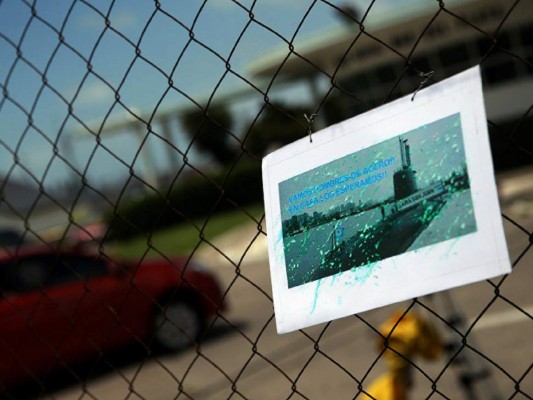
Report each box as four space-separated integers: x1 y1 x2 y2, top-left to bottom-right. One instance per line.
262 66 511 334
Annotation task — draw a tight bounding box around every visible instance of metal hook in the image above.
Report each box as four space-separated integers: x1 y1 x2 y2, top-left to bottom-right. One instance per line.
304 113 318 143
411 71 434 101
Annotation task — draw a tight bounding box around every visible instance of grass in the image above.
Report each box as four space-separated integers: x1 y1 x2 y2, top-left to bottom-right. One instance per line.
108 204 264 260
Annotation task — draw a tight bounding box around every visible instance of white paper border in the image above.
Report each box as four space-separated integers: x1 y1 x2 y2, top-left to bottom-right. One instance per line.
262 66 511 334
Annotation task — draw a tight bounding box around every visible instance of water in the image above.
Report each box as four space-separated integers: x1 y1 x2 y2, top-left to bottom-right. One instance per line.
283 209 382 287
283 189 477 288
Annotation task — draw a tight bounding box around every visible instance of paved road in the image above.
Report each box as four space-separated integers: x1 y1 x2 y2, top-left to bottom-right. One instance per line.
32 170 533 400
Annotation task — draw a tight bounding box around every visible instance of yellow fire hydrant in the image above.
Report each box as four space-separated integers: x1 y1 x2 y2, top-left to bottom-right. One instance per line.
361 311 443 400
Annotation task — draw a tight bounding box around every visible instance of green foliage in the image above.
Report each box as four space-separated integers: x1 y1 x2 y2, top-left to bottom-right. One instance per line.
106 160 262 240
108 203 264 259
181 105 237 164
322 91 365 126
244 102 308 156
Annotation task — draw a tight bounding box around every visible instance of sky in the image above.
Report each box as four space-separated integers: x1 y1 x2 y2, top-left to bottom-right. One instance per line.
0 0 459 189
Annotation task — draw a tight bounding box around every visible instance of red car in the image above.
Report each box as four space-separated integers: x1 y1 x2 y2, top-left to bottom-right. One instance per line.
0 245 226 387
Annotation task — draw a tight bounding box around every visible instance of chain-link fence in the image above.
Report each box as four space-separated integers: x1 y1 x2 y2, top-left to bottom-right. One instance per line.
0 0 532 399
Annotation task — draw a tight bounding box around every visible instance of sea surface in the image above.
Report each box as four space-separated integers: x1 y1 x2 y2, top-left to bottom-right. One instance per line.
283 190 476 288
283 208 382 286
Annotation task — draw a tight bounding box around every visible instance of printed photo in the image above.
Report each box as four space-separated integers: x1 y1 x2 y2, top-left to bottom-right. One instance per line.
263 67 510 333
279 113 477 288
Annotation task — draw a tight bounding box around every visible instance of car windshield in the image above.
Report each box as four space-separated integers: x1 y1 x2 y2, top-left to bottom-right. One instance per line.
0 253 109 294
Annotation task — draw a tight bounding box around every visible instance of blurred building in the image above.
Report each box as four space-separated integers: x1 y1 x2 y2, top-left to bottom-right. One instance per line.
249 0 533 169
0 177 98 242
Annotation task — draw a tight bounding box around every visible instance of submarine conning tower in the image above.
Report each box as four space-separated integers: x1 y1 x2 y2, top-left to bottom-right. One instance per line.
393 137 417 200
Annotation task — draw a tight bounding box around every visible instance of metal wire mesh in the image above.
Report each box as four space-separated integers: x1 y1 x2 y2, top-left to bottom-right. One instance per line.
0 0 532 399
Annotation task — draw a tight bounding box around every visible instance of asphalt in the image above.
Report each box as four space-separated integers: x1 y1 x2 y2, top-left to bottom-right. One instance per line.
32 166 533 400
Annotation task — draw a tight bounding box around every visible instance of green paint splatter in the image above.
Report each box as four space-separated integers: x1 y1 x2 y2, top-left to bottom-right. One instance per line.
310 278 322 314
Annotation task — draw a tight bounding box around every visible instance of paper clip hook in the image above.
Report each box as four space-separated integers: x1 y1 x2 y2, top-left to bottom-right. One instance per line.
411 71 434 101
304 113 318 143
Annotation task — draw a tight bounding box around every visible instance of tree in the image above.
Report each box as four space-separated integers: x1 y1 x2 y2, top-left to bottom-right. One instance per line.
181 105 236 165
244 102 309 156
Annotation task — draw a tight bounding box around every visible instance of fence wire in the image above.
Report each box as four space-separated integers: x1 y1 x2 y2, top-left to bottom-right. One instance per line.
0 0 532 399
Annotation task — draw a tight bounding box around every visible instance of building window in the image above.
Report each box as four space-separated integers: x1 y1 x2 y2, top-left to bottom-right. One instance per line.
495 32 511 50
375 65 397 83
439 43 469 67
411 56 431 73
519 25 533 48
526 56 533 74
483 59 517 85
341 73 371 92
477 36 494 56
